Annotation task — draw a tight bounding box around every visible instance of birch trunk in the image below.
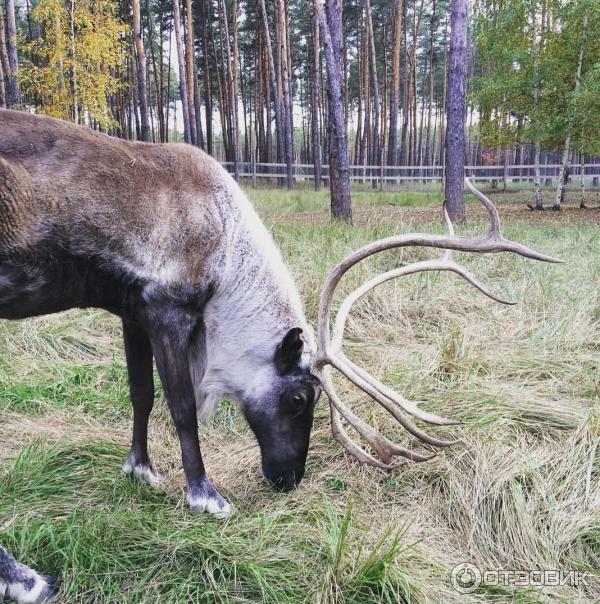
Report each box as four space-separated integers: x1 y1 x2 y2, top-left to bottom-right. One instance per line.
0 5 5 108
0 4 9 108
532 9 542 209
444 0 467 222
533 143 543 209
5 0 19 107
579 156 586 208
554 10 588 210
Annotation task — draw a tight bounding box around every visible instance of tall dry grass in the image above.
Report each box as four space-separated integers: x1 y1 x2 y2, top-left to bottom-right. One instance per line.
0 191 598 602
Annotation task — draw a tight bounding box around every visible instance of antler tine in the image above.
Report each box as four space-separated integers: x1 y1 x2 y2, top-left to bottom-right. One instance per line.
464 177 501 236
464 177 561 263
317 367 435 465
314 180 558 469
443 201 455 237
328 354 458 446
331 259 513 352
323 258 510 433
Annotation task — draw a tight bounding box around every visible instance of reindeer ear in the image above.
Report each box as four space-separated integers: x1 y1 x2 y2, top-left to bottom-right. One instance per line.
275 327 304 374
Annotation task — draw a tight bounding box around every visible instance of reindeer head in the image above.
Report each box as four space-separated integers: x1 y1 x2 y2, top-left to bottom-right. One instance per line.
240 327 321 491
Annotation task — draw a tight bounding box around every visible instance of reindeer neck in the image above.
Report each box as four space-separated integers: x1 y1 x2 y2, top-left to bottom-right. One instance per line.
201 181 312 393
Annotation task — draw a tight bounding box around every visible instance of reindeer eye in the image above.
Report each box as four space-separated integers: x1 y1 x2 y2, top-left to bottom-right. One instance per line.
293 393 307 406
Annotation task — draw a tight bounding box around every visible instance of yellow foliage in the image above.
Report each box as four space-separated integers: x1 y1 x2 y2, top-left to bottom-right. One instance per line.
21 0 128 130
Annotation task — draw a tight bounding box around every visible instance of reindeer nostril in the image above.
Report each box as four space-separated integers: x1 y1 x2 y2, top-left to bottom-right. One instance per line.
263 466 304 492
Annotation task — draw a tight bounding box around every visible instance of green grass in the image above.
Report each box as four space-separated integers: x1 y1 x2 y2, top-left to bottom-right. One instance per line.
247 187 445 214
0 189 599 602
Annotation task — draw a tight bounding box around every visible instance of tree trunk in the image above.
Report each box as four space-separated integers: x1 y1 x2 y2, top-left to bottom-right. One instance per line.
277 0 295 188
444 0 467 222
0 4 9 109
579 156 586 208
193 68 204 148
365 0 379 173
0 4 6 108
311 0 322 190
221 0 239 180
354 26 362 167
184 0 197 145
554 10 588 210
258 0 284 169
232 0 240 160
387 0 402 166
165 16 173 140
319 0 352 222
533 142 543 209
132 0 150 141
411 0 424 168
531 8 542 209
146 0 165 141
5 0 20 107
173 0 191 143
0 52 4 107
399 0 409 166
424 0 436 166
200 0 212 154
69 0 79 123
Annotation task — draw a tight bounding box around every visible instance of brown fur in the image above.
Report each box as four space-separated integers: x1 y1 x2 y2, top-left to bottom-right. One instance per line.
0 109 225 285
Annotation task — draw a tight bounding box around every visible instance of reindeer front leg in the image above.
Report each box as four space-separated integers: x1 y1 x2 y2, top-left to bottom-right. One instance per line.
0 545 56 603
121 319 163 487
143 303 232 519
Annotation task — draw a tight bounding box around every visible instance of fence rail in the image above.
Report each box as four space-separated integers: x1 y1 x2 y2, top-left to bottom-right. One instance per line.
220 161 600 190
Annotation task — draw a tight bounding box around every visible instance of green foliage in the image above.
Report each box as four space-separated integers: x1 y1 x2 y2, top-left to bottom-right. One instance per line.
21 0 127 128
472 0 600 154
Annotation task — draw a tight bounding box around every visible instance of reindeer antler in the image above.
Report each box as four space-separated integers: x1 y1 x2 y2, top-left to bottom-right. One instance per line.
312 178 559 469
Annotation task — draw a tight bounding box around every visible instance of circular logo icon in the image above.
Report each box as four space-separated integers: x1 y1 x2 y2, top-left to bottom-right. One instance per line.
451 562 482 593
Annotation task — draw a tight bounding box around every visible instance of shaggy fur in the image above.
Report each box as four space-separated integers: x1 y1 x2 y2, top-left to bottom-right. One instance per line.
0 109 314 410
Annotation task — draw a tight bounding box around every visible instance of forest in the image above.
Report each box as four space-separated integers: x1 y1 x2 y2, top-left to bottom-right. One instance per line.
1 0 600 204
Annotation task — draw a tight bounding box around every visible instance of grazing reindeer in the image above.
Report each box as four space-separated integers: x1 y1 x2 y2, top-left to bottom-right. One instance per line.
0 109 555 603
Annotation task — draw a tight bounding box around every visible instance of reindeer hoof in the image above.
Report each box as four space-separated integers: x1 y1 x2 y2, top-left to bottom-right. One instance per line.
38 576 58 603
187 478 233 519
4 573 57 603
122 455 164 488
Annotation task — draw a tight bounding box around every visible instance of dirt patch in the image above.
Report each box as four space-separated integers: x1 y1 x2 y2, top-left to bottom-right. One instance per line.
273 195 600 227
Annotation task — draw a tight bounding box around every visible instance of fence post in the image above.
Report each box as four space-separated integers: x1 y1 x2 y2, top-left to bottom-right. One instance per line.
379 144 386 192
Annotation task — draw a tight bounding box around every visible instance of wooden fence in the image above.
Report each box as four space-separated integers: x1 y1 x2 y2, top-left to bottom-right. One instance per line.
220 161 600 191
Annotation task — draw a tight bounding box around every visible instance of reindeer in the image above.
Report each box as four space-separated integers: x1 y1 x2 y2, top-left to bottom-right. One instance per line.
0 109 556 603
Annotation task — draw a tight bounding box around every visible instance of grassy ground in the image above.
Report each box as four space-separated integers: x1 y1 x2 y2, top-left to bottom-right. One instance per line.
0 188 599 603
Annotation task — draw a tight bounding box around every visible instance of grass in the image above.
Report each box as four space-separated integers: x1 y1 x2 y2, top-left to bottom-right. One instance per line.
0 188 599 602
246 187 445 214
